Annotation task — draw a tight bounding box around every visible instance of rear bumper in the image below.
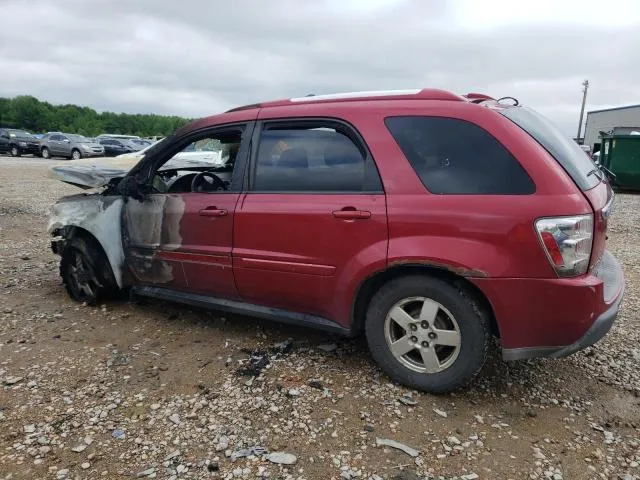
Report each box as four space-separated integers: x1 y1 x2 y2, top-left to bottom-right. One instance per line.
502 279 623 360
471 250 624 361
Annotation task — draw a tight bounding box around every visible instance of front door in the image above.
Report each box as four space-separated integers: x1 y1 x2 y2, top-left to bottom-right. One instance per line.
233 120 388 325
122 123 253 299
49 134 65 155
58 135 72 157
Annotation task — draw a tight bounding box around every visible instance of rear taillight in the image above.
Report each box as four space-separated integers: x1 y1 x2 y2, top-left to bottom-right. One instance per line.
535 214 593 277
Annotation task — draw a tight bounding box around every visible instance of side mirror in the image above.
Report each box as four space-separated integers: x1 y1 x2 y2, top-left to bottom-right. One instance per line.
63 138 70 143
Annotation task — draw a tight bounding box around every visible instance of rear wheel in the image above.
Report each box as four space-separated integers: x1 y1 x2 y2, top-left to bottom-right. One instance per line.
365 275 490 393
41 147 51 159
9 145 20 157
60 237 117 304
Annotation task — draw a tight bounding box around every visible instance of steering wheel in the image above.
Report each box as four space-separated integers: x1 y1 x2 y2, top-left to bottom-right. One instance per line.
190 171 227 193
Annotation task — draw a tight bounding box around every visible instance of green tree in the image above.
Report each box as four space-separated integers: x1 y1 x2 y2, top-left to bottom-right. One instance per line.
0 95 191 136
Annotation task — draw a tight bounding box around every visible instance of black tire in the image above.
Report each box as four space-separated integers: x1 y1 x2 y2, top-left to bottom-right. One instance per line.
9 145 20 157
41 147 51 159
60 237 118 305
365 275 490 394
71 148 82 160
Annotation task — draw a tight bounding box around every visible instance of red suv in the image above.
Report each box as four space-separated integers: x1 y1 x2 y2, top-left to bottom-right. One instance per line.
48 89 624 393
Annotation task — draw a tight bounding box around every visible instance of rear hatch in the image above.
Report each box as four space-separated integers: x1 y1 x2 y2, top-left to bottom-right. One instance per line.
498 105 612 270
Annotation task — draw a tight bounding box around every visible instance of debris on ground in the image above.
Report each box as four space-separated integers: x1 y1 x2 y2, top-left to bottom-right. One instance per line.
375 438 420 457
317 342 338 353
433 408 448 418
265 452 297 465
230 446 268 460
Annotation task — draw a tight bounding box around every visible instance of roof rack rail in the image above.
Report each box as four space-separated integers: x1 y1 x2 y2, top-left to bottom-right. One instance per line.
288 88 461 103
223 89 469 113
225 103 262 113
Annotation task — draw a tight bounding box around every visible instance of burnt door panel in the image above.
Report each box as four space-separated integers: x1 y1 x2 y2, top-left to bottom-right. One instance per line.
122 194 188 288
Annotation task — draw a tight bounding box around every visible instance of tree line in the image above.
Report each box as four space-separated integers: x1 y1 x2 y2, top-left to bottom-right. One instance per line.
0 95 191 137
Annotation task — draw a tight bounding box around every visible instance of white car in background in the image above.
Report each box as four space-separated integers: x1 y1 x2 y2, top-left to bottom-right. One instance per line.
116 139 222 164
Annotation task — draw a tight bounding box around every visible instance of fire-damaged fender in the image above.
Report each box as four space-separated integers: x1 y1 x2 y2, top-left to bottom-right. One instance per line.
47 194 125 287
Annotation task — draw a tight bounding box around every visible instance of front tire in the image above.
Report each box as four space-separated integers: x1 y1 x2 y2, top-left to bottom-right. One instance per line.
60 237 117 305
71 148 82 160
41 147 51 159
365 275 490 394
9 145 20 157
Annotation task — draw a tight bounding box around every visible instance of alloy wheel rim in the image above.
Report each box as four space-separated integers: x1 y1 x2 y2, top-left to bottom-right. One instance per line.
68 251 95 300
384 296 461 374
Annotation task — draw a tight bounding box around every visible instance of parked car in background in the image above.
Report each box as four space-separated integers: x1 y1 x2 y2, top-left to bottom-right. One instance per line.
39 133 104 159
46 88 623 393
130 138 153 148
115 140 159 159
98 137 138 156
96 134 140 142
120 139 145 152
0 128 41 157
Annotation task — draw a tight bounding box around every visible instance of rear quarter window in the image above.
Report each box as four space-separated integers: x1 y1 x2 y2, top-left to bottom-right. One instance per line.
385 116 535 195
498 106 601 191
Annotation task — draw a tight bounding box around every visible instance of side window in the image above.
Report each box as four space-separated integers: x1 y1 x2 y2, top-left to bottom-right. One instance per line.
385 116 535 195
149 129 244 194
51 135 63 141
252 123 382 192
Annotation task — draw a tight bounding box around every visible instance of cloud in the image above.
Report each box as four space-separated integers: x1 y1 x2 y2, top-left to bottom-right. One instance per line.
1 0 639 135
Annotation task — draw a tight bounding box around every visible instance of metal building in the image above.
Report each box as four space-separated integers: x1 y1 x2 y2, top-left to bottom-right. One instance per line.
584 104 640 152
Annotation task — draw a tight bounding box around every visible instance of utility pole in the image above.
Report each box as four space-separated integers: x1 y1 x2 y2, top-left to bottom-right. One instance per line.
576 79 589 142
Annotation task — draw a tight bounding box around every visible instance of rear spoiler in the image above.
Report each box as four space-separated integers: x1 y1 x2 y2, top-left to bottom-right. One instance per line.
463 93 496 103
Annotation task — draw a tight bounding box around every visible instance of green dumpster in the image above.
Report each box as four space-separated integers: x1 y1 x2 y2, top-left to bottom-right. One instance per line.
599 133 640 190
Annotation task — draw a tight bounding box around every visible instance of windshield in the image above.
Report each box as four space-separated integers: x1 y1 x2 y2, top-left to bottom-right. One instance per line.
499 106 601 190
8 130 33 138
68 134 89 142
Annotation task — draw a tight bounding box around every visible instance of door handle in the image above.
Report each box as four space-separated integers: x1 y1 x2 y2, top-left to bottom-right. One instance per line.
332 208 371 220
199 207 228 217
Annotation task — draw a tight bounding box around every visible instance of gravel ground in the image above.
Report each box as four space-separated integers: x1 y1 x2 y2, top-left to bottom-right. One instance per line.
0 156 638 480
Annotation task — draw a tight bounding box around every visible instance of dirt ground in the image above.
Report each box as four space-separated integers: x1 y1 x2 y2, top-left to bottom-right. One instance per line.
0 157 638 480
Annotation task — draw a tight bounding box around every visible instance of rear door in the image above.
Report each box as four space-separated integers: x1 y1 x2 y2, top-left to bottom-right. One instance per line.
232 119 388 325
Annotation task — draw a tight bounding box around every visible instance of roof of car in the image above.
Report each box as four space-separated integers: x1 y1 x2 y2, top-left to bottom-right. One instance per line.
181 89 501 135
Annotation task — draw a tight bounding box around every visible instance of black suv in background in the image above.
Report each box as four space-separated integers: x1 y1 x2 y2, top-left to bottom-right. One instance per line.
98 138 138 156
0 128 41 157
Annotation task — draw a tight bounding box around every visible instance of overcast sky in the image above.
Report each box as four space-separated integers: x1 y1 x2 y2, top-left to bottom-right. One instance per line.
1 0 639 135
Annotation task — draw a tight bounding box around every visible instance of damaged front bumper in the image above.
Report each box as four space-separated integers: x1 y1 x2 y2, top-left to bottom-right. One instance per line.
47 194 126 288
50 234 66 256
